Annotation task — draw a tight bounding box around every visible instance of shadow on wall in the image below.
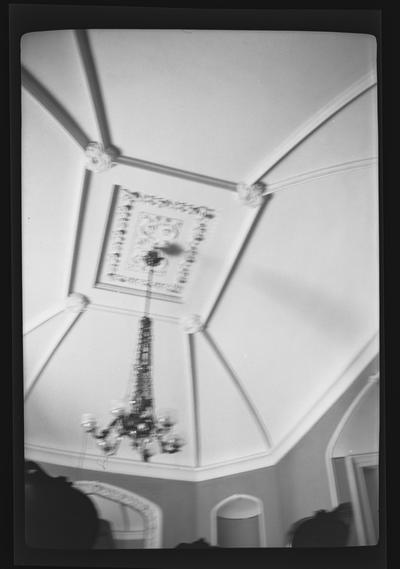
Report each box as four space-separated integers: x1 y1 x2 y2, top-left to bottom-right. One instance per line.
251 267 364 342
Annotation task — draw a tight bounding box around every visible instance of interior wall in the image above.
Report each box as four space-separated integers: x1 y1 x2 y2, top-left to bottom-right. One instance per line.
194 465 283 546
275 355 379 540
36 461 197 549
31 354 379 549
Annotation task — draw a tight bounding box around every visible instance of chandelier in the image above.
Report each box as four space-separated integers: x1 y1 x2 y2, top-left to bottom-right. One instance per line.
81 248 184 462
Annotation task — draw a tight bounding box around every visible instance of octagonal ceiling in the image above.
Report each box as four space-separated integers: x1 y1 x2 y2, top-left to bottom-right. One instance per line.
22 29 379 480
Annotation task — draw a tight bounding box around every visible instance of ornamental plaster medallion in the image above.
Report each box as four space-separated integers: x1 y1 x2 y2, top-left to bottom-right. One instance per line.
96 186 215 301
181 314 203 334
85 142 116 173
66 293 89 313
236 182 266 208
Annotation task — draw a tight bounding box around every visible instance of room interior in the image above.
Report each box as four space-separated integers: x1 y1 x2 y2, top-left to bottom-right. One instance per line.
21 29 380 549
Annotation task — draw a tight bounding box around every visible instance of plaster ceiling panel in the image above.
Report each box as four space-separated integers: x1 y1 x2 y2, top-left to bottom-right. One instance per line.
208 166 379 445
89 30 376 181
192 332 268 466
25 308 195 467
71 162 248 319
21 30 99 142
265 87 378 186
22 90 84 324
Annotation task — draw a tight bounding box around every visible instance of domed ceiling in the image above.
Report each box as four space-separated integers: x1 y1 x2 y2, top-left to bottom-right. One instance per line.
22 30 379 480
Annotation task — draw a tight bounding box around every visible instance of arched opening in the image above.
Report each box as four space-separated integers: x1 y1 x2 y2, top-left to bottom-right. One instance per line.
210 494 266 547
74 481 163 548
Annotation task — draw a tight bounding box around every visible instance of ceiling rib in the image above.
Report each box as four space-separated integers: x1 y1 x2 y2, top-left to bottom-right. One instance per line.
116 155 236 191
201 329 273 450
202 74 376 329
21 66 90 149
74 30 113 150
203 193 273 328
266 157 378 195
248 70 377 186
24 309 85 403
184 333 202 467
65 169 92 297
23 306 65 337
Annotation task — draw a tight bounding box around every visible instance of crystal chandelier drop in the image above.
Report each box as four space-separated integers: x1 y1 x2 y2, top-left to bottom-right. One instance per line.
81 249 184 462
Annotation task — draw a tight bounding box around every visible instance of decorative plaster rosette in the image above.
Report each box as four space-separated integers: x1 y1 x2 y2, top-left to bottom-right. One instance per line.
235 182 266 208
85 142 116 173
66 293 89 313
181 314 204 334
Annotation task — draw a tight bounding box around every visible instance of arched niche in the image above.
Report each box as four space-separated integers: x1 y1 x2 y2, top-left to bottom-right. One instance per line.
74 481 162 548
325 370 379 546
210 494 266 547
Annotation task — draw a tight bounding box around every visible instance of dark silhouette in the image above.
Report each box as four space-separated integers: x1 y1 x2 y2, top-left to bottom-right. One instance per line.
289 502 353 547
25 461 99 549
175 538 218 548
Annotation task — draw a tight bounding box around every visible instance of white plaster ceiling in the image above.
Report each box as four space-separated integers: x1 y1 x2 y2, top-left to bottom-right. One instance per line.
21 30 379 480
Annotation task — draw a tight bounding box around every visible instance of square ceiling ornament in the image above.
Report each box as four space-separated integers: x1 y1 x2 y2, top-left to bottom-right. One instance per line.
95 186 215 302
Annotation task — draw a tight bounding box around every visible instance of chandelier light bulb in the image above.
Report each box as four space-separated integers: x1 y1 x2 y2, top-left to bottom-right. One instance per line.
110 399 126 416
156 408 177 430
162 433 185 454
81 413 96 432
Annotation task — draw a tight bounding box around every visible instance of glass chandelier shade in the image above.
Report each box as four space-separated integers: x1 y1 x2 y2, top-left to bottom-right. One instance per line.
81 249 184 462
